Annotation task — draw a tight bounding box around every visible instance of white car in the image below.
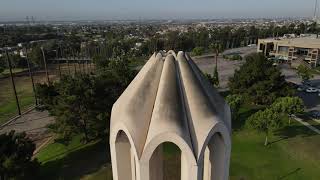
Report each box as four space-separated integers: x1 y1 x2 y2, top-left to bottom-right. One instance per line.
306 87 319 93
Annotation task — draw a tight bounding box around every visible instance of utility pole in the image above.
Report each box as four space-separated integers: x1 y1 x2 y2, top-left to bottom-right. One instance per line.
74 62 77 75
56 50 61 78
41 47 50 84
86 60 89 74
6 50 21 115
25 48 38 105
315 0 319 21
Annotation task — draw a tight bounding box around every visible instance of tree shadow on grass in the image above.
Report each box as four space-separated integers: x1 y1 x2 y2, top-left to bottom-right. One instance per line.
38 140 110 180
273 124 320 143
233 106 263 131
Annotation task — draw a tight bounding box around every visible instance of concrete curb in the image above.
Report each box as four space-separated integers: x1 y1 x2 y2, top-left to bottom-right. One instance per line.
33 135 54 157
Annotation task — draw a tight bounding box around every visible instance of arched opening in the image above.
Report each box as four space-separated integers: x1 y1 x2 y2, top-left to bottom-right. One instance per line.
203 133 226 180
115 130 136 180
149 142 183 180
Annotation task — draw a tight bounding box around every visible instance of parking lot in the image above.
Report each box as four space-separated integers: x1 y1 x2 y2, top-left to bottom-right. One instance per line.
193 48 320 116
279 64 320 113
193 46 256 90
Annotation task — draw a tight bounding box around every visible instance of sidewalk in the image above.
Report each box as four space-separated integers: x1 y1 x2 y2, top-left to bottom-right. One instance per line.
293 116 320 134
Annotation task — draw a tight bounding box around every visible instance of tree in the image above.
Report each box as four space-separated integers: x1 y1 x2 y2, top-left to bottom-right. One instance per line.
40 55 136 143
36 83 59 110
247 108 283 146
247 96 304 146
226 95 244 120
0 131 39 179
0 56 6 74
210 43 224 68
29 46 43 67
212 65 219 87
210 43 224 87
297 65 313 82
229 53 294 105
270 97 304 124
48 75 99 143
93 54 109 70
191 47 205 56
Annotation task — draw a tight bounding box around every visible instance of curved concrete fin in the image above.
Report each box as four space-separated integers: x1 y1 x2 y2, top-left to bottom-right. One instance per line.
185 53 231 132
167 50 177 59
177 51 228 159
143 54 194 155
110 53 164 157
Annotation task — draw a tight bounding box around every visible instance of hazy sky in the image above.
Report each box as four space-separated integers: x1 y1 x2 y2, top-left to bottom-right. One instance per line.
0 0 318 21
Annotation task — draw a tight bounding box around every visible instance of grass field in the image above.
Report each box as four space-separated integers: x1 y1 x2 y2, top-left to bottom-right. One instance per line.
35 135 110 180
0 63 95 125
34 104 320 180
0 76 35 124
230 106 320 180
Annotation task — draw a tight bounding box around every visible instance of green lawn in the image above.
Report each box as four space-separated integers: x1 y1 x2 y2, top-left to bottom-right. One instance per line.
230 106 320 180
34 103 320 180
81 166 113 180
35 105 320 180
230 126 320 180
35 135 110 180
0 76 36 124
0 68 26 77
0 64 71 125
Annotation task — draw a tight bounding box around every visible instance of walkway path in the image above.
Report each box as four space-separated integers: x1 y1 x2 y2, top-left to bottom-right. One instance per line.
313 118 320 124
293 116 320 134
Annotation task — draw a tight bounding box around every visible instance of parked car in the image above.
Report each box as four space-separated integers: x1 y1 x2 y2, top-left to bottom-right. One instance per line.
302 80 312 86
309 110 320 118
297 86 305 91
306 87 318 93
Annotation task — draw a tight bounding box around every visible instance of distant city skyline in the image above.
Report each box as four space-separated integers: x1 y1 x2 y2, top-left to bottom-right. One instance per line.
0 0 318 21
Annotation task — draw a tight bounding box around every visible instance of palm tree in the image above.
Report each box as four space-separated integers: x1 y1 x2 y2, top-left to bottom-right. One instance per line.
209 43 224 87
210 43 224 68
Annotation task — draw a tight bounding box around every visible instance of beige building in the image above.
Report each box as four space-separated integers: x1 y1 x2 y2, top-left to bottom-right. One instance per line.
258 37 320 67
110 51 231 180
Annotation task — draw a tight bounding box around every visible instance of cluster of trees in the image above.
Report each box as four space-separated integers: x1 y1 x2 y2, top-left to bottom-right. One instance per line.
226 52 305 146
0 25 60 47
0 53 29 72
0 56 6 73
229 53 295 105
36 55 136 143
226 94 244 121
141 22 320 55
0 131 39 180
246 97 304 145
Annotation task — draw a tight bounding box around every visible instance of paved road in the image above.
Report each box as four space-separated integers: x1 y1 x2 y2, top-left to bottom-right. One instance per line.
194 48 320 114
0 109 54 147
280 64 320 85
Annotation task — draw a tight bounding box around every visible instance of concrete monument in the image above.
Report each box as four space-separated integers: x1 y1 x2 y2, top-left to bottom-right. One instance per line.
110 51 231 180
